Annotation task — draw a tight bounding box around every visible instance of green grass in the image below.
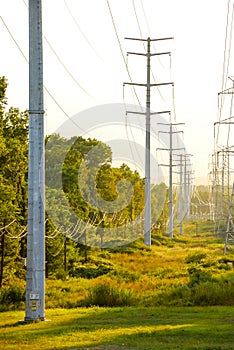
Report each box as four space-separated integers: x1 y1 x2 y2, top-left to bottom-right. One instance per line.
0 306 233 349
1 220 234 349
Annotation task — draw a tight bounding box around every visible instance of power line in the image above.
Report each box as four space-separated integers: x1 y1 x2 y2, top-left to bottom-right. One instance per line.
5 225 27 239
0 219 16 233
221 0 233 93
140 0 165 68
21 0 93 98
106 0 147 174
131 0 167 104
124 36 173 247
105 0 142 109
132 0 145 50
44 36 93 98
122 87 144 169
0 16 28 62
1 14 95 137
216 1 234 146
140 0 152 39
63 0 103 61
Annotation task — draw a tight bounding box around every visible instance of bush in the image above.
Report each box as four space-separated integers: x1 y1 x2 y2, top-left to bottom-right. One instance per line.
187 266 213 287
110 267 140 283
185 252 207 264
0 284 25 311
85 282 136 307
192 280 234 306
70 263 113 279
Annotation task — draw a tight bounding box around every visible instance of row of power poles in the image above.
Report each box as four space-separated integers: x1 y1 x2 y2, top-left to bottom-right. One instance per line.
124 37 192 244
24 5 193 321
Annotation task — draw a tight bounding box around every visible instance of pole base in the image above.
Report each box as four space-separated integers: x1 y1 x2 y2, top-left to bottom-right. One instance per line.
19 317 50 324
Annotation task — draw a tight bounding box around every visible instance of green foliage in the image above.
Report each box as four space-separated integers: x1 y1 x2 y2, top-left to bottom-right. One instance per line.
185 251 207 264
69 254 113 279
110 266 141 283
34 225 234 310
0 283 25 311
1 76 234 314
185 251 232 289
46 133 149 248
0 78 168 287
85 282 136 307
0 77 28 286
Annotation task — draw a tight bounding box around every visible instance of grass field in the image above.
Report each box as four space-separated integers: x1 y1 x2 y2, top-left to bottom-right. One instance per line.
1 221 234 349
0 306 233 349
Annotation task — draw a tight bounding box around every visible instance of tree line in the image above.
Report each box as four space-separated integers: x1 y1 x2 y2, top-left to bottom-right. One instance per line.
0 76 168 286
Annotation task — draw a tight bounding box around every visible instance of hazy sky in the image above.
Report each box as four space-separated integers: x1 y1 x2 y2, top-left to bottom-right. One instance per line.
1 0 233 183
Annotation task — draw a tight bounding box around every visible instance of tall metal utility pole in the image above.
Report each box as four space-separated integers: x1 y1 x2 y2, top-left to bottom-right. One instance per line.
224 182 234 254
173 154 185 235
124 36 173 246
157 120 184 238
25 0 45 321
179 154 183 235
182 154 193 219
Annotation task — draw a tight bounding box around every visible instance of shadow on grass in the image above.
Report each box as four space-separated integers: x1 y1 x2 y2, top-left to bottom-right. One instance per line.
1 307 233 350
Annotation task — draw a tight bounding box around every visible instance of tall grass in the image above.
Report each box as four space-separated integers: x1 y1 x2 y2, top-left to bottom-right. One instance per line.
1 221 234 310
84 281 136 307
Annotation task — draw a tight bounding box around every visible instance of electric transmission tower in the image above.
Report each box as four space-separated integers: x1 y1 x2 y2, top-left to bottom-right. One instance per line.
157 120 185 238
124 36 173 247
24 0 45 321
224 182 234 254
212 78 234 236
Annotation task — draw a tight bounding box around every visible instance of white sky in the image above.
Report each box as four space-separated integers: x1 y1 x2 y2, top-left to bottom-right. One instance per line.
1 0 233 184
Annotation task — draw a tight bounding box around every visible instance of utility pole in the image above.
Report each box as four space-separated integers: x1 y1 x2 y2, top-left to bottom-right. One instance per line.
0 220 6 288
213 78 234 236
25 0 45 321
224 182 234 254
179 154 183 235
173 154 185 235
183 154 193 219
124 36 173 246
157 120 184 238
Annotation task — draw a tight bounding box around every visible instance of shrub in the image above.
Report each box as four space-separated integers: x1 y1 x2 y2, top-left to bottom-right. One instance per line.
85 282 136 307
70 263 113 279
187 265 213 287
185 252 207 264
0 284 25 311
110 267 140 283
192 280 234 306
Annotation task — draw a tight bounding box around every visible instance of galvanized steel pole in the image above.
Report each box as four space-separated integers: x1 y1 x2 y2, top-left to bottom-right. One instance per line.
180 154 183 235
124 37 173 246
169 122 173 238
144 38 151 246
25 0 45 321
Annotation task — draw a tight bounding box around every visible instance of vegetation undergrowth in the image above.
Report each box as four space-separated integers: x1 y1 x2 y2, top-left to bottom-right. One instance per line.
1 221 233 311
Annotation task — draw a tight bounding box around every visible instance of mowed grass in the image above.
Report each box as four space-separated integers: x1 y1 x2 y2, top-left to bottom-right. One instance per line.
0 306 233 350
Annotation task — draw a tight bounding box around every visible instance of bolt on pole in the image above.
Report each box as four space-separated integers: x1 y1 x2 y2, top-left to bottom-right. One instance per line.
25 0 45 322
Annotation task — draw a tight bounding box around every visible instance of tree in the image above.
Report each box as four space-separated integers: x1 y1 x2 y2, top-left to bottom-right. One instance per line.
0 76 28 286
